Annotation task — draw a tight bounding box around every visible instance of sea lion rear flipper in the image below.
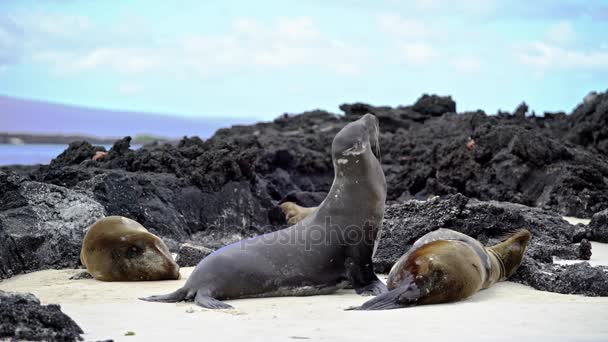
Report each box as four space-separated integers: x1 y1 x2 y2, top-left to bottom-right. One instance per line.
194 292 233 310
139 288 189 303
348 277 421 311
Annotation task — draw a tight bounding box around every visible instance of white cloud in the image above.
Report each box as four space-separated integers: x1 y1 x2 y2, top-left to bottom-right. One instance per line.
452 56 482 73
516 41 608 71
400 43 438 65
377 14 435 41
6 12 364 78
180 17 364 76
545 21 576 45
118 82 143 95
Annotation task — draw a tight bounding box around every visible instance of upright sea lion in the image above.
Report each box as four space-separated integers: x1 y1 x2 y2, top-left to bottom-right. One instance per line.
81 216 180 281
352 228 531 310
141 113 387 309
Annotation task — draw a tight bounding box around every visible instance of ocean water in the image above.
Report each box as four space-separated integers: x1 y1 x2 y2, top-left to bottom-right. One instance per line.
0 144 120 165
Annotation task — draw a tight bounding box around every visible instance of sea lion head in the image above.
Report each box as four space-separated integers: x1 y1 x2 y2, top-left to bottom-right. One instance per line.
81 216 180 281
332 113 380 166
488 229 532 280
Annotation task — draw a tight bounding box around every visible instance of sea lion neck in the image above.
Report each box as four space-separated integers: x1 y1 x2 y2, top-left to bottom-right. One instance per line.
486 248 506 284
487 229 531 280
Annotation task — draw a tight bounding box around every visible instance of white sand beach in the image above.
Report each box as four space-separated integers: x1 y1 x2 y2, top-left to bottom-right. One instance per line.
2 242 608 342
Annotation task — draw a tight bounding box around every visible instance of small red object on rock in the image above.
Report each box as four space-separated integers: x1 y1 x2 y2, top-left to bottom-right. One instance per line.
466 138 475 151
92 151 108 161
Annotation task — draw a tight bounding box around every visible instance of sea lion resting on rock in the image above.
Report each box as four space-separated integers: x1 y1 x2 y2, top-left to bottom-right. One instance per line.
81 216 180 281
141 114 387 309
352 228 531 310
279 202 318 225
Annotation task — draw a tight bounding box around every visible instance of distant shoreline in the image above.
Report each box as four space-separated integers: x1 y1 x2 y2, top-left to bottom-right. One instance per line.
0 132 166 145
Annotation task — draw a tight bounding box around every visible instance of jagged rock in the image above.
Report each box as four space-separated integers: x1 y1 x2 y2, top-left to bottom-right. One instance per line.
175 243 215 267
25 92 608 220
0 290 83 341
0 170 106 279
588 209 608 242
511 260 608 296
50 141 106 167
411 94 456 116
373 194 607 296
579 239 592 260
567 91 608 156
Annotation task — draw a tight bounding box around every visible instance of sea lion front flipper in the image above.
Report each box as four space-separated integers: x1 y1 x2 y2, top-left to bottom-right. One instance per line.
345 256 387 296
348 279 421 311
354 279 388 296
194 292 233 310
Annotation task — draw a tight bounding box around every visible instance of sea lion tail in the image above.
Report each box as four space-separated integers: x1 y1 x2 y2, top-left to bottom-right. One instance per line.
139 287 189 303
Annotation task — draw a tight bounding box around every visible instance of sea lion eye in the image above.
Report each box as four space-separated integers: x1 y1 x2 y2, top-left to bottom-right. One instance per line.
126 245 142 258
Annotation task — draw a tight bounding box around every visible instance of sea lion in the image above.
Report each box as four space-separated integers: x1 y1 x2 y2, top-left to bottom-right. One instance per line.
141 113 388 309
279 202 317 225
352 228 531 310
81 216 180 281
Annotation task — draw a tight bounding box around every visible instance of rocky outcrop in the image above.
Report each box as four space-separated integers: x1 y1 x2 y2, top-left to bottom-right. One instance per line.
586 209 608 243
0 291 83 341
566 91 608 156
0 171 105 279
1 92 608 298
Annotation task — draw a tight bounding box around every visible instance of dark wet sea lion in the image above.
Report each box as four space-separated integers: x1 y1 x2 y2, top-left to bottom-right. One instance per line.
81 216 180 281
353 228 531 310
141 113 387 309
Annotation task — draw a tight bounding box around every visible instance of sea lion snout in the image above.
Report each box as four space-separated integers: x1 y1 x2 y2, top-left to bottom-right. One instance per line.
332 113 380 160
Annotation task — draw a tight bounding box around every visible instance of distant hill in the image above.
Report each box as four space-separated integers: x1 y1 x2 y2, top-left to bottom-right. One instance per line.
0 95 257 139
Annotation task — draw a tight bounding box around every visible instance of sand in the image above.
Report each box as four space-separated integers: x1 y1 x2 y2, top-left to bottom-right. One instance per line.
1 242 607 342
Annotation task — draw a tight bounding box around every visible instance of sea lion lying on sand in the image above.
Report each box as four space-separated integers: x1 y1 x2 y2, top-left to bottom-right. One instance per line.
81 216 180 281
351 228 531 310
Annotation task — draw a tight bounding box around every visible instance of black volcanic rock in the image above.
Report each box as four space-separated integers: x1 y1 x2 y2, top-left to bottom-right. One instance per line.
588 209 608 243
0 291 83 341
511 260 608 296
566 91 608 156
374 194 608 296
50 141 106 167
412 94 456 116
29 92 608 218
0 170 105 279
175 243 214 267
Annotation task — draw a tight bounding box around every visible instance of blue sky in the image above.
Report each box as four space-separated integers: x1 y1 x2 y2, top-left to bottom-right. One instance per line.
0 0 607 120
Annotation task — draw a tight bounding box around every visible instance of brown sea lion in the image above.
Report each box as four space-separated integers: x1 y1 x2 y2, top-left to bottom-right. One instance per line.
279 202 318 225
80 216 180 281
352 228 531 310
141 113 387 309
